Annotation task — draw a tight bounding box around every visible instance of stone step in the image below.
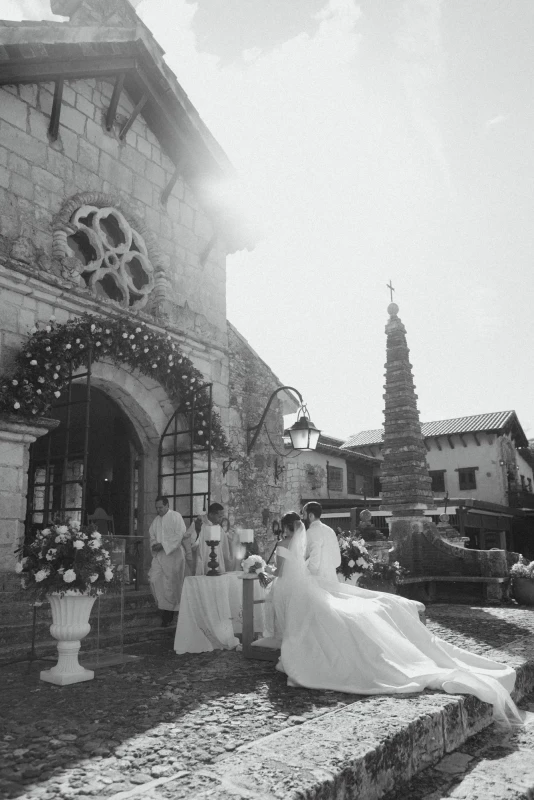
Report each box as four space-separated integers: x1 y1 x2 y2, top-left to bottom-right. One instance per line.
0 588 163 665
0 619 175 666
183 637 534 800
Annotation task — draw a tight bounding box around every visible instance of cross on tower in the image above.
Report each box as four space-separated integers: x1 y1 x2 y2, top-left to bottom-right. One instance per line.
387 280 395 302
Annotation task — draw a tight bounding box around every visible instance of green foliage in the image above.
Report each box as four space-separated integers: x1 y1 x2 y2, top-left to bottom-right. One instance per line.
0 314 228 451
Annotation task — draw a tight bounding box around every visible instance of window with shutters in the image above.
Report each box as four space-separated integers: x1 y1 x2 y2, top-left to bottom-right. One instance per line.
327 465 343 492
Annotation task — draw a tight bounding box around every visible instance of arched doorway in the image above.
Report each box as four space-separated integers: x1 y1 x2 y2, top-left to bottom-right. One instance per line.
26 384 142 537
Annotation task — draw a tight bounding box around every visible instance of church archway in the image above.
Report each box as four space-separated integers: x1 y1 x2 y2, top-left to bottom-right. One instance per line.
27 384 143 538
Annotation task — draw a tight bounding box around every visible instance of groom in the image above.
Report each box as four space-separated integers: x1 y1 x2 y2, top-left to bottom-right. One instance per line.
302 501 341 583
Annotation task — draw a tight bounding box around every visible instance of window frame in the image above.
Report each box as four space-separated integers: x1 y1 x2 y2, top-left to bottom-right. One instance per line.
326 464 344 492
428 470 446 492
457 467 478 491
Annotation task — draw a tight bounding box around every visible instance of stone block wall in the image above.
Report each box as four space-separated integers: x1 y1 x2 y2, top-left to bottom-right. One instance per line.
0 78 227 335
226 324 292 557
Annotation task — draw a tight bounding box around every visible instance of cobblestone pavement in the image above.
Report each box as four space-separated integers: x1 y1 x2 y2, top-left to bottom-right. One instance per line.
1 603 534 800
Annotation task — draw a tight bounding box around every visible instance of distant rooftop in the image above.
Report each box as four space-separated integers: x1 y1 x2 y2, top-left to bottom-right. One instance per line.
343 411 528 449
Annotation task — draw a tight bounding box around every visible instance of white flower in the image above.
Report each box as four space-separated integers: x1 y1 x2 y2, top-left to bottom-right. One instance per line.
30 359 37 366
348 559 355 568
66 343 71 349
89 539 101 550
90 324 96 333
13 402 20 410
15 562 23 574
63 569 76 583
53 373 59 380
104 567 114 581
89 573 99 583
42 528 51 535
135 327 142 333
35 569 49 582
56 525 68 534
73 540 84 550
91 530 102 539
55 535 66 543
356 557 367 568
38 376 45 383
54 391 61 398
45 548 57 561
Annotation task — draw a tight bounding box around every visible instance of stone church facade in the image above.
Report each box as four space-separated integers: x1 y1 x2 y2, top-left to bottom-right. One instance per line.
0 0 296 589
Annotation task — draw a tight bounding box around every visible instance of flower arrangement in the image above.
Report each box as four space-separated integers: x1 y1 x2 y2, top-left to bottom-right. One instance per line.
358 559 406 589
241 554 273 589
337 535 373 581
510 558 534 580
0 313 228 451
337 532 406 588
15 520 121 600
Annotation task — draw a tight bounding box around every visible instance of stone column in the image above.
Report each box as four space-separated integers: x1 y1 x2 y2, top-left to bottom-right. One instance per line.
379 303 435 573
380 303 435 515
0 414 58 589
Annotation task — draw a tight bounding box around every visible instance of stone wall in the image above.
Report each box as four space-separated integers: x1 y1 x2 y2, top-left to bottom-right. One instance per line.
226 324 293 557
0 78 227 336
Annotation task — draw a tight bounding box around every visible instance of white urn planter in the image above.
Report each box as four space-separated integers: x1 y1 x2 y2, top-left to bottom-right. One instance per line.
40 593 96 686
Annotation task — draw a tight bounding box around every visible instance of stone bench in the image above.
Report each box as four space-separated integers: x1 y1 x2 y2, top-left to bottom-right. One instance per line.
399 575 510 603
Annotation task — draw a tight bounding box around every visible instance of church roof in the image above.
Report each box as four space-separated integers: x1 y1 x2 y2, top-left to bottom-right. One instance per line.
343 411 528 449
0 0 257 252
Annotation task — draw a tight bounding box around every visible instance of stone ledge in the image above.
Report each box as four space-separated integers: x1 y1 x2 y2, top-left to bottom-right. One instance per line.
177 640 534 800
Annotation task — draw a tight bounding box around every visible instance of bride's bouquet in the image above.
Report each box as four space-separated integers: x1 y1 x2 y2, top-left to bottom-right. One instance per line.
241 554 274 589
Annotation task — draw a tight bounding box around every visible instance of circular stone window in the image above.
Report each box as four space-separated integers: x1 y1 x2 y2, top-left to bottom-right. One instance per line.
66 206 155 310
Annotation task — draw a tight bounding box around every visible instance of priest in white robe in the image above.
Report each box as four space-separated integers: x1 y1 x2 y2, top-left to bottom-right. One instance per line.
148 496 191 626
188 502 232 575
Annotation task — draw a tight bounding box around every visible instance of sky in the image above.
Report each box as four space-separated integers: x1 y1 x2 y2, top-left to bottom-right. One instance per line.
5 0 534 441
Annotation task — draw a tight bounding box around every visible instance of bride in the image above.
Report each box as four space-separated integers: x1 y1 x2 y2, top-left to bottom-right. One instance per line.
267 511 525 727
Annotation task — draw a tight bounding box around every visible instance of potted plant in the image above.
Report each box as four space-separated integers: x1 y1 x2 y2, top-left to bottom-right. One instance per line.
15 520 121 685
510 558 534 605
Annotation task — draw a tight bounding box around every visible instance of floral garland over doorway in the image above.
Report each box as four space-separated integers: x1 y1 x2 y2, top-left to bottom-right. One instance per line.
0 314 228 451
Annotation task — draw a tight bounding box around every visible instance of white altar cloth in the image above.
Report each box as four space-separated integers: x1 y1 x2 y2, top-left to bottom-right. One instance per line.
174 571 265 654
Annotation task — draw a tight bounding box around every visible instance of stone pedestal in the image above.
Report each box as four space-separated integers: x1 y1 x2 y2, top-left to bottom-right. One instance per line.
0 414 58 582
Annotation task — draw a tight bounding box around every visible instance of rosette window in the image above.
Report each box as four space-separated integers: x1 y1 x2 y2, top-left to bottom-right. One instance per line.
66 206 155 309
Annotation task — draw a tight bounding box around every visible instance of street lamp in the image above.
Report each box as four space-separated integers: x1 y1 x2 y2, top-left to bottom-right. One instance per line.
246 385 320 455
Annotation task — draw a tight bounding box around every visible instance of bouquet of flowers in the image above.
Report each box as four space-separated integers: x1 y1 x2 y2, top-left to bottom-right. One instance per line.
358 559 406 589
510 557 534 580
337 535 373 581
241 554 274 589
15 520 121 600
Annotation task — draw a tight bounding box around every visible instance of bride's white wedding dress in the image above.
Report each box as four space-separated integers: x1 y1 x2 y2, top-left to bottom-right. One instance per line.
271 523 526 726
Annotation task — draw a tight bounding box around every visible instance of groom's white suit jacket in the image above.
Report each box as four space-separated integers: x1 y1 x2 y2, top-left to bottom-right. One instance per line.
305 519 341 582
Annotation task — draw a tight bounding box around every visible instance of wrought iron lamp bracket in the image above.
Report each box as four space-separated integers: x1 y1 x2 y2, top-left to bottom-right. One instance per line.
246 385 303 454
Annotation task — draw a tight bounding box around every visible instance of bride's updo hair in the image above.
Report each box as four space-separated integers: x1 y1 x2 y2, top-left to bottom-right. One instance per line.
281 511 301 533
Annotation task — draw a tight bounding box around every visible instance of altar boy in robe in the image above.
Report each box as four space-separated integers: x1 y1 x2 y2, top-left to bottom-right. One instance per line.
148 496 192 627
188 502 232 575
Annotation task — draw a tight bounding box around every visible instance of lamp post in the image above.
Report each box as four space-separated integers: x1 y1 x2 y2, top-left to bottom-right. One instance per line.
246 385 320 455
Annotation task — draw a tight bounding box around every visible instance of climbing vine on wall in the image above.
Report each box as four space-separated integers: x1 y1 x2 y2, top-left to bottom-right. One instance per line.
0 314 228 451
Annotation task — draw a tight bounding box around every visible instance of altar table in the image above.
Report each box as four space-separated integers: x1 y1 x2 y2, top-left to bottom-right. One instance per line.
174 572 266 654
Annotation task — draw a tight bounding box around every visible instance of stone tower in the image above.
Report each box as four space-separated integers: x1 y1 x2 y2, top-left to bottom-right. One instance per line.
380 302 435 515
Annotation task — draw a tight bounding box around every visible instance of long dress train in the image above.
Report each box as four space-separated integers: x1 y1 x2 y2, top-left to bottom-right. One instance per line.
272 523 526 727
